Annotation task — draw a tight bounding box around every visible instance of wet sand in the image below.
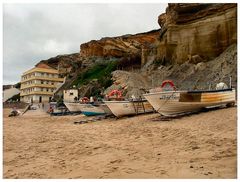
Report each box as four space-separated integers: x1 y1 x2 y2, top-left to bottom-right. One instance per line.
3 107 237 179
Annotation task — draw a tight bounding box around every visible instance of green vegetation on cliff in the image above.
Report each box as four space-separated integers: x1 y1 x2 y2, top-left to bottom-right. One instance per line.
72 61 118 89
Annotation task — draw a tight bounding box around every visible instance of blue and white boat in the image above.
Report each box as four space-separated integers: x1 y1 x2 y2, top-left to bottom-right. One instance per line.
65 102 112 116
64 102 82 114
78 103 112 116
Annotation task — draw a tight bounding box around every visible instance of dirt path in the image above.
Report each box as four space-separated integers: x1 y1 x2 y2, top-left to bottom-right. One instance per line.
3 107 237 179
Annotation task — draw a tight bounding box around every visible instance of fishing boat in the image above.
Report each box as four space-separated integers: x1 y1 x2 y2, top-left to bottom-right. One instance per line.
65 97 112 116
143 80 236 116
64 102 82 114
76 103 108 116
104 90 154 117
104 99 154 117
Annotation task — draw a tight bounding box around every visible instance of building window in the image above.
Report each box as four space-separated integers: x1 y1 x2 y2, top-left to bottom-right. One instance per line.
46 89 49 92
41 88 43 91
41 81 44 84
70 93 73 95
51 82 54 85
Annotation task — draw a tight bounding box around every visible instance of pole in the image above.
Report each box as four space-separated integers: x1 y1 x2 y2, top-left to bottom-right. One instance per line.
229 76 232 88
208 82 211 90
151 75 154 88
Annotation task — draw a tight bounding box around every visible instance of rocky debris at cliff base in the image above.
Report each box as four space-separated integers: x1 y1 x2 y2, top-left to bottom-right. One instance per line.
144 43 236 90
152 44 237 90
106 43 237 97
104 70 151 98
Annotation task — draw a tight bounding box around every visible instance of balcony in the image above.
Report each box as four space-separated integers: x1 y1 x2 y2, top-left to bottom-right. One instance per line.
22 67 59 76
20 91 54 96
20 83 56 90
21 76 64 83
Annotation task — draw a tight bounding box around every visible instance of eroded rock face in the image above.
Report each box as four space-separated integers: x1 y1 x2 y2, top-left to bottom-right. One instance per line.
156 3 237 64
80 30 159 58
36 53 82 75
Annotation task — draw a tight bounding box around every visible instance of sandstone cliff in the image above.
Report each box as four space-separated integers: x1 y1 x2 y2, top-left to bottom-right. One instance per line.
80 30 159 58
80 30 159 67
152 3 237 65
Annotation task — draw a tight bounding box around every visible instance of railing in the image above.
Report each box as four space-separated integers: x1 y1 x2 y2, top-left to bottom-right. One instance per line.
21 76 64 83
20 84 56 90
22 68 59 76
20 91 53 96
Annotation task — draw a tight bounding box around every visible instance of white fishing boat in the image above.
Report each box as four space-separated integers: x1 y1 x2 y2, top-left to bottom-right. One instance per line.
104 89 154 117
104 99 154 117
143 81 236 116
99 104 113 115
65 102 113 116
64 102 82 114
77 103 108 116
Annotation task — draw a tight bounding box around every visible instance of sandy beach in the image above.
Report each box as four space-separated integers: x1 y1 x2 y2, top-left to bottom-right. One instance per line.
3 107 237 179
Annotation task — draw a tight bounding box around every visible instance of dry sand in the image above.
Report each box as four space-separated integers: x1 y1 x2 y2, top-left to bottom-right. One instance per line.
3 107 237 179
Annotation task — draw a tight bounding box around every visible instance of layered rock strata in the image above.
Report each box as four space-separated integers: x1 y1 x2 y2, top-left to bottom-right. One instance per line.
155 3 237 64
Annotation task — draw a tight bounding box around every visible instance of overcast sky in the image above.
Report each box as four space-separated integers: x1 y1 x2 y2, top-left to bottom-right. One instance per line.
3 3 167 84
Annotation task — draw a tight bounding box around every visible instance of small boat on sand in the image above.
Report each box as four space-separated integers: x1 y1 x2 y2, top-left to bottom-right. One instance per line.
76 103 109 116
104 99 154 118
104 90 154 117
143 80 236 116
64 102 82 114
65 97 112 116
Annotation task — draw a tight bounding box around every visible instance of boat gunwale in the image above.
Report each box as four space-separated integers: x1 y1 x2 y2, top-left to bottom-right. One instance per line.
104 99 148 103
104 100 132 104
143 88 235 96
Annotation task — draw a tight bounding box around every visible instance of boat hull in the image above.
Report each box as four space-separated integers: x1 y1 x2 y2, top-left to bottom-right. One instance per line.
104 100 154 117
64 102 82 114
99 104 113 115
143 89 236 116
78 104 106 116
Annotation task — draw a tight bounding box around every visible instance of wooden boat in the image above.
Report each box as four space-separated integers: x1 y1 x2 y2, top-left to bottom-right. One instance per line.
77 103 108 116
104 99 154 117
64 102 82 114
65 102 112 116
143 80 236 116
99 104 112 115
104 89 154 117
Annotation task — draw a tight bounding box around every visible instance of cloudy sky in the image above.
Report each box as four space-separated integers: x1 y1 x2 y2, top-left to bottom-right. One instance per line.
3 3 167 84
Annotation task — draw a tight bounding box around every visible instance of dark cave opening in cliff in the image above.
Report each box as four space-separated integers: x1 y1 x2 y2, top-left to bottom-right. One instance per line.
116 54 141 71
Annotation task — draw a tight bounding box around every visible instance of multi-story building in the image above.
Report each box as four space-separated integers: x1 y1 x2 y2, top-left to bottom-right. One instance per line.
20 63 65 103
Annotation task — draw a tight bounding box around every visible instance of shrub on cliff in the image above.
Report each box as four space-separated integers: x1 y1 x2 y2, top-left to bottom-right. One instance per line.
72 61 118 97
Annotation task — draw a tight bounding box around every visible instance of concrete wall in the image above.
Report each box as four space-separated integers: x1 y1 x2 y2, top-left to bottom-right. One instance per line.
21 95 51 103
63 89 78 102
